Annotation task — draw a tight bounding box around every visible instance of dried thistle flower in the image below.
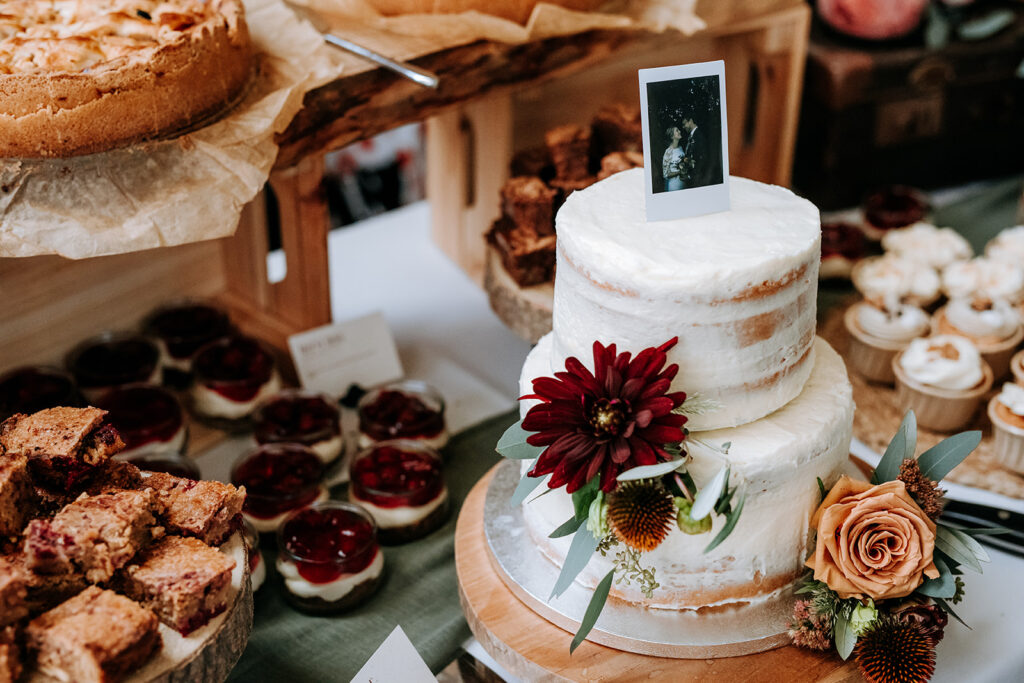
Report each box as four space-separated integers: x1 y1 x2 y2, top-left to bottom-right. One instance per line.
607 481 675 552
898 459 944 520
855 619 936 683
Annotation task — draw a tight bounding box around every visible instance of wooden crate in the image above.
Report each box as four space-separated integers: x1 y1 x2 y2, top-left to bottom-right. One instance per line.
0 159 332 372
426 2 812 283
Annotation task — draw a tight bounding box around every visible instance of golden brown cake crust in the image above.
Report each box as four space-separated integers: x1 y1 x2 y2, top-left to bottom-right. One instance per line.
0 407 106 459
0 0 253 158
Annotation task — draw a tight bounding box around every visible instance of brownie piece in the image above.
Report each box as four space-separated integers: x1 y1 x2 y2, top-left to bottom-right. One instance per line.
25 489 159 583
27 586 161 683
117 536 235 635
592 103 642 155
487 216 557 287
0 626 20 683
142 472 245 546
0 556 28 628
0 408 124 490
597 150 644 180
81 459 144 496
545 124 592 182
500 176 557 236
510 146 555 181
0 454 33 537
31 483 71 518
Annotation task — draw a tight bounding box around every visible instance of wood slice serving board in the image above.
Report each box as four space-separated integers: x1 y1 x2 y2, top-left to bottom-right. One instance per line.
455 465 859 682
820 297 1024 499
28 533 253 683
483 246 554 345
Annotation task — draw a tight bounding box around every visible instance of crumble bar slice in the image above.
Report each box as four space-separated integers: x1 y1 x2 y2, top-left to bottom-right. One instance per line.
0 555 28 627
0 454 33 537
0 408 124 490
25 489 160 583
500 176 557 236
544 124 592 182
0 626 20 683
81 459 144 496
591 103 642 156
117 536 235 635
142 472 245 546
486 216 557 287
27 586 161 683
597 151 644 180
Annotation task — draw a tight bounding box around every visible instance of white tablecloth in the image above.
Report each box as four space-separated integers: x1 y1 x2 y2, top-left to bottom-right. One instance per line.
323 200 1024 683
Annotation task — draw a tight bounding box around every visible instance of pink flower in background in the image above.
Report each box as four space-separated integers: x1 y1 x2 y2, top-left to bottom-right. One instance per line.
817 0 929 40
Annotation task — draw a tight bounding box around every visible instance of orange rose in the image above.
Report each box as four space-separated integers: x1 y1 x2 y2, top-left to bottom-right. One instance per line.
806 475 939 601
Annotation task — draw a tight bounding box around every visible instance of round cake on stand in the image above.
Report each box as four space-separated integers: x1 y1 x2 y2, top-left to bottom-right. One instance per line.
456 169 859 678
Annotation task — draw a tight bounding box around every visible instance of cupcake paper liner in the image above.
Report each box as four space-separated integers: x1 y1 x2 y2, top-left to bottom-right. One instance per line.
892 354 993 432
988 397 1024 474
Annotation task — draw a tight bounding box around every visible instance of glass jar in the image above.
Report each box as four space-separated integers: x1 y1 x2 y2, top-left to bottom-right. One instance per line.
357 380 448 450
230 443 326 533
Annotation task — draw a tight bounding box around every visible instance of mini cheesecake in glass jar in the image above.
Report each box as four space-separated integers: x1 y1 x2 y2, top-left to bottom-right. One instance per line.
357 380 448 450
190 336 280 430
253 390 345 465
348 440 449 544
242 520 266 592
0 366 79 420
95 384 187 461
144 302 232 387
276 501 383 613
66 332 161 403
230 443 327 533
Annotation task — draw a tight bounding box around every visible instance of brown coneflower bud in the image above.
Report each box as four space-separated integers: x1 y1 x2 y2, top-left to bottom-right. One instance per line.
898 459 944 520
855 619 936 683
606 481 674 552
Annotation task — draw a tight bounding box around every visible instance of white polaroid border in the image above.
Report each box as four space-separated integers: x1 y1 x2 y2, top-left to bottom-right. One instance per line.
639 60 730 222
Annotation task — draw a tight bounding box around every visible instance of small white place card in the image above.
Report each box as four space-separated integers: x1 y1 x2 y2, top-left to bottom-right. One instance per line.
351 625 436 683
287 312 403 397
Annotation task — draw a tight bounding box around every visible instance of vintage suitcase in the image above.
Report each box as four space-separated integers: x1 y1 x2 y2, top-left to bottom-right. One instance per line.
794 13 1024 209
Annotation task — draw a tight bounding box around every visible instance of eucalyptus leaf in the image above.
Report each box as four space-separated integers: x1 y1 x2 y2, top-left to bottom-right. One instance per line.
704 489 745 553
936 525 983 573
617 457 686 482
958 9 1014 41
817 477 826 503
918 431 982 483
873 411 916 483
942 528 983 565
924 4 951 50
934 597 970 629
918 555 956 599
510 469 544 506
690 466 729 521
571 478 601 521
834 610 857 660
714 487 735 516
496 421 545 460
549 516 585 539
570 570 614 653
550 527 600 599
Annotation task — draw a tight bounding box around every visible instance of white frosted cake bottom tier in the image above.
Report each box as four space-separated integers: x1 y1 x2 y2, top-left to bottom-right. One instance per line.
518 335 854 610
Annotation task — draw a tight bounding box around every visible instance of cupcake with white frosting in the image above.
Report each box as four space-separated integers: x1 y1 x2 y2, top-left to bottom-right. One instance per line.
843 297 930 383
985 225 1024 264
852 254 942 308
941 257 1024 303
932 297 1024 379
881 222 972 270
987 383 1024 474
1012 350 1024 387
893 335 993 432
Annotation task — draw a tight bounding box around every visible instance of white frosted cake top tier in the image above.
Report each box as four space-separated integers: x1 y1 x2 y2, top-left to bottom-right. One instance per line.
556 169 820 295
551 169 821 431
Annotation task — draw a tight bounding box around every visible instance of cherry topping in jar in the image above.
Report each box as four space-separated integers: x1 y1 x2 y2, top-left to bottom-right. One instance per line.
821 221 867 260
0 366 78 420
193 336 276 402
145 302 232 362
278 503 379 584
254 391 341 446
66 333 159 396
863 186 929 232
96 385 184 453
231 444 324 520
358 381 446 442
350 442 445 509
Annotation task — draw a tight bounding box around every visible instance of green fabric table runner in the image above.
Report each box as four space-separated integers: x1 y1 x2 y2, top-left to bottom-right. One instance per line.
228 410 515 682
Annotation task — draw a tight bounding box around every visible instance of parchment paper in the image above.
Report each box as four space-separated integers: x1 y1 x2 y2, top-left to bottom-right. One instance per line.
0 0 339 259
292 0 704 77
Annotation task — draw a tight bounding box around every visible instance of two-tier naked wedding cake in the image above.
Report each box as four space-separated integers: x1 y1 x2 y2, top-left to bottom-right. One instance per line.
518 168 855 613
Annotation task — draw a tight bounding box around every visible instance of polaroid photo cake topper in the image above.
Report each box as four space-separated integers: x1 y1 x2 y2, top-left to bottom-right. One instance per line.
639 60 730 222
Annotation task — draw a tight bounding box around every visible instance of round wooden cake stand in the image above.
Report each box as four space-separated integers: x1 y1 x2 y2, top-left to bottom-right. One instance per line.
455 465 860 682
483 246 554 344
28 533 253 683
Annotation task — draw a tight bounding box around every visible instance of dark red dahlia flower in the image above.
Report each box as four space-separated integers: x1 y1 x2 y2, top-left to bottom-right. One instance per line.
521 338 687 493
